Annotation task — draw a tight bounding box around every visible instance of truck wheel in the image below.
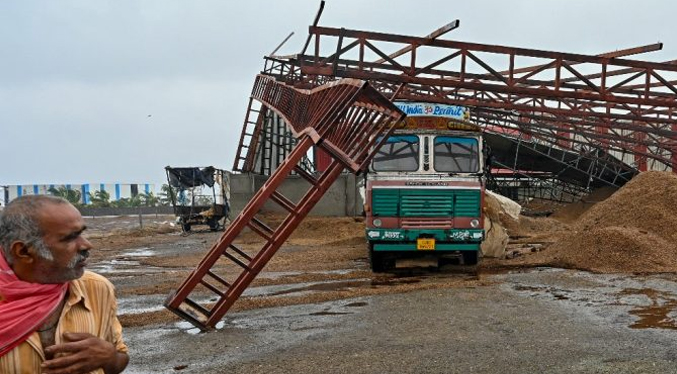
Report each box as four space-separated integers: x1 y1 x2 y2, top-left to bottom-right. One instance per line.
208 218 220 231
369 243 387 273
462 251 479 266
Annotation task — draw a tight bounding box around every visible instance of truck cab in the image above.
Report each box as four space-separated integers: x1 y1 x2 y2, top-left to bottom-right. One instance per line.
365 102 485 272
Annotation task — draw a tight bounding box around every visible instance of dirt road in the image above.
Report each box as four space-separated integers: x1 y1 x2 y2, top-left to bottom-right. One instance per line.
122 268 677 373
83 215 677 373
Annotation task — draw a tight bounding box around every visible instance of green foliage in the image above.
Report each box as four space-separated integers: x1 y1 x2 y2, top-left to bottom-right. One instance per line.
158 184 175 206
88 190 111 208
108 192 161 208
139 191 160 207
48 186 82 206
110 197 132 208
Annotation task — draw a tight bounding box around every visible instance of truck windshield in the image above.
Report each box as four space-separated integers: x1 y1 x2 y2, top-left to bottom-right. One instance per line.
434 136 479 173
372 135 419 172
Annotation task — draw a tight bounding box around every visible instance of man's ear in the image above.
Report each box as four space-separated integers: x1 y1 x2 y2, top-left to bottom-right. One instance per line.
10 241 34 264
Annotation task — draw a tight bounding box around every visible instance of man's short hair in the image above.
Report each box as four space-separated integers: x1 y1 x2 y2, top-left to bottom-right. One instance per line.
0 195 70 264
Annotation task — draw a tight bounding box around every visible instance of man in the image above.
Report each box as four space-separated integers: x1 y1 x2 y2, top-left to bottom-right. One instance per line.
0 195 129 374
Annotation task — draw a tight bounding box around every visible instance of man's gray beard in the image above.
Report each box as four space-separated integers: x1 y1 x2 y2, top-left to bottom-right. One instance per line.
35 240 88 282
35 240 87 269
67 251 88 269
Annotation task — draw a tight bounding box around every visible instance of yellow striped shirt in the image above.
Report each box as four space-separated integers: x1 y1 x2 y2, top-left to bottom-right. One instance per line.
0 271 128 374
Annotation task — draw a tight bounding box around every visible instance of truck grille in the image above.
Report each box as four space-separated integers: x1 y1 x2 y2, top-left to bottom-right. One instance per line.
372 188 480 217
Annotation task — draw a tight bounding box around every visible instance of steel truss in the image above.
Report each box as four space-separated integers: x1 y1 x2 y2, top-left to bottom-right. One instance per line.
234 12 677 199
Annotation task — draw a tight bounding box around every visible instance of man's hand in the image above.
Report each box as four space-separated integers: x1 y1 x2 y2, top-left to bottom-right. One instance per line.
42 332 129 374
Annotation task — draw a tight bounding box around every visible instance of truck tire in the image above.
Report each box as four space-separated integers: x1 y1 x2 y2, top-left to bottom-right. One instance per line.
462 250 479 266
208 218 220 231
369 243 387 273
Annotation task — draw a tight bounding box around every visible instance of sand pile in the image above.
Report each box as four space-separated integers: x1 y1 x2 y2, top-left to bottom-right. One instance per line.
539 171 677 273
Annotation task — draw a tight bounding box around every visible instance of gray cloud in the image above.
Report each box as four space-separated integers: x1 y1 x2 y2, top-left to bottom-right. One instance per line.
1 0 676 186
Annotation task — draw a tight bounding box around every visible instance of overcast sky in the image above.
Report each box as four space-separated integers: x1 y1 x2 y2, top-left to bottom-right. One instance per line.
1 0 676 187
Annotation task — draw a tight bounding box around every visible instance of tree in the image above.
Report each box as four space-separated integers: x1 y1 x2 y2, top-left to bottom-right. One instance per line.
88 190 111 208
48 186 82 206
137 192 160 207
128 194 143 207
158 184 176 206
143 192 160 206
111 197 131 208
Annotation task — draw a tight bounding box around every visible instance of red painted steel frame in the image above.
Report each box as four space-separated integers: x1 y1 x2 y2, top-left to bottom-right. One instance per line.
259 25 677 172
165 75 404 329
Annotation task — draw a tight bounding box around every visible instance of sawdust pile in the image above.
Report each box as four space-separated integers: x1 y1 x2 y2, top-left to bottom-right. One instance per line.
513 215 568 238
238 214 365 246
550 186 617 223
534 171 677 273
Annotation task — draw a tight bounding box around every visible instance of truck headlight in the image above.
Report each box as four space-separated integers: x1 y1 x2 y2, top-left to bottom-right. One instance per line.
470 219 480 228
373 218 382 227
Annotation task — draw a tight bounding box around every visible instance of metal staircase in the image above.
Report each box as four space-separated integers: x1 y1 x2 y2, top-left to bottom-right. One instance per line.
233 98 266 173
165 75 404 329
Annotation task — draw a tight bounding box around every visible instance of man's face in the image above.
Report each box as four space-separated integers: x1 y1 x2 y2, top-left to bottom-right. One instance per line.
31 202 92 283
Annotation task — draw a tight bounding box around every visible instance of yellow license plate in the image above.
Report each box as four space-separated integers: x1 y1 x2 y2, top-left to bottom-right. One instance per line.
417 238 435 250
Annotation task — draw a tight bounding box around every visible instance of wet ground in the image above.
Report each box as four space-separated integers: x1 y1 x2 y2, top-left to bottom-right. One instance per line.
118 268 677 373
84 216 677 373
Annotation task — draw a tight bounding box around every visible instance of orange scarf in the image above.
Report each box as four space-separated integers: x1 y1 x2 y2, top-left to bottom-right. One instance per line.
0 250 68 356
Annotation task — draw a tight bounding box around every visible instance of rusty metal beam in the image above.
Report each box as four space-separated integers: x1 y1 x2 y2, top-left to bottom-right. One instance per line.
269 32 295 57
499 42 663 76
373 20 460 64
247 21 677 183
300 0 325 56
308 26 677 71
166 75 404 329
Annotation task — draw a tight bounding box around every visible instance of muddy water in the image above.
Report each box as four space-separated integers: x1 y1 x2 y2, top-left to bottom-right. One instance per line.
496 268 677 330
620 288 677 330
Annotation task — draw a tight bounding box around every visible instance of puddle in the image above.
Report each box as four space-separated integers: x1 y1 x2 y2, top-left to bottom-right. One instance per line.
309 311 352 316
118 294 213 316
257 269 356 280
345 301 368 307
88 259 166 274
371 277 422 286
107 259 140 266
621 288 677 330
257 271 303 280
118 295 166 315
503 270 677 331
122 247 155 257
257 276 424 297
512 285 545 292
267 279 372 297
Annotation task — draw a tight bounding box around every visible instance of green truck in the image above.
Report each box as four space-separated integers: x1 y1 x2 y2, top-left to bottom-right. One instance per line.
365 102 485 272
